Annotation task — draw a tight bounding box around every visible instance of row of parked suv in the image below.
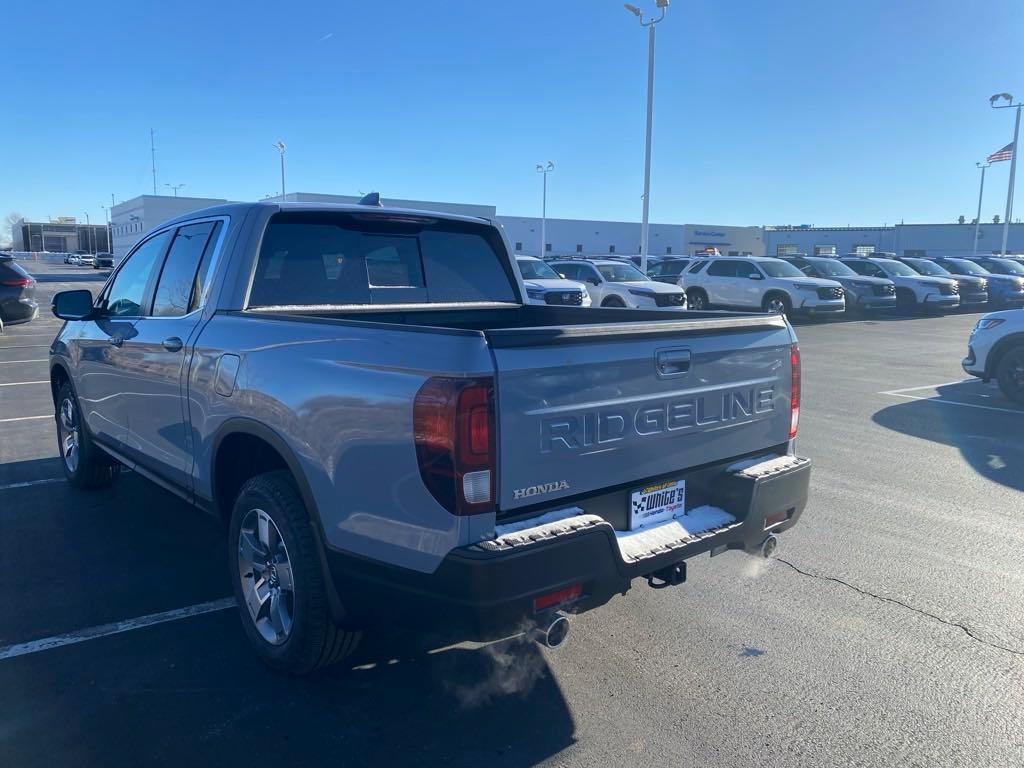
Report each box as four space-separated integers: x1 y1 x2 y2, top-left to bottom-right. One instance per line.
521 251 1024 318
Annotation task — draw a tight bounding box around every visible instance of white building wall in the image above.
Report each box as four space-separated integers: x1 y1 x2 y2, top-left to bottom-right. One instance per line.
764 223 1024 258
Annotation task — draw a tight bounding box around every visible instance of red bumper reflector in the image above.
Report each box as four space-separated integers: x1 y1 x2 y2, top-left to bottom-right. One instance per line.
533 584 583 613
764 509 791 529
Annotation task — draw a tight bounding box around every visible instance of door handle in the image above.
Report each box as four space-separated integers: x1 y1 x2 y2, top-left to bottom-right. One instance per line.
162 336 184 352
656 348 691 377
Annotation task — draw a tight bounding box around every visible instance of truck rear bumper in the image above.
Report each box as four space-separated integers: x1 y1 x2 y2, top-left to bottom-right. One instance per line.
325 454 811 640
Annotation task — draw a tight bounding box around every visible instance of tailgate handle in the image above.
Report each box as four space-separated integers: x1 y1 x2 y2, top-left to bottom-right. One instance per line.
656 348 691 377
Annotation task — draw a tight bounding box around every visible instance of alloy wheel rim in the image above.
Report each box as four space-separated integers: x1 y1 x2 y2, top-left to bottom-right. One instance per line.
767 299 786 314
237 508 295 645
58 397 80 473
691 294 705 309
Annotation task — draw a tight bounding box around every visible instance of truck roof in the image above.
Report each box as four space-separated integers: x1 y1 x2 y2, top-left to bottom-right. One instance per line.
159 200 494 231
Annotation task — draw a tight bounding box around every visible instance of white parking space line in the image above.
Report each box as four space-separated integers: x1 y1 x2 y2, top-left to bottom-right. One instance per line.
0 381 48 387
0 598 237 661
0 415 51 423
0 478 64 491
0 359 48 365
880 391 1024 415
880 379 980 395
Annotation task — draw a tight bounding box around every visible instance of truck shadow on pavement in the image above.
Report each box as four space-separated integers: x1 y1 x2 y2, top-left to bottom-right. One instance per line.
0 460 576 767
872 387 1024 492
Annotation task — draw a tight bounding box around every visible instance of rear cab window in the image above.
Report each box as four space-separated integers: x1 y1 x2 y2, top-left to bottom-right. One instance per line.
248 212 517 307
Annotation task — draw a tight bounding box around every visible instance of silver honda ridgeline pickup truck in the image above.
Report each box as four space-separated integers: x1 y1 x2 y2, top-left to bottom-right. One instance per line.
49 200 810 674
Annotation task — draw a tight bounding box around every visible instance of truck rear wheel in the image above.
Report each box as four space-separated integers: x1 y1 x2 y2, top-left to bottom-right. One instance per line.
55 381 120 488
995 345 1024 405
229 470 360 675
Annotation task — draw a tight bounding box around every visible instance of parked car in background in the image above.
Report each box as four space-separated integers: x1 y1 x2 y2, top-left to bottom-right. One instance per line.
549 258 687 309
963 308 1024 404
682 256 845 317
646 257 693 285
779 254 896 312
898 257 988 308
929 257 1024 308
94 252 115 269
956 256 1024 307
839 256 960 312
0 254 39 329
515 256 591 306
48 200 809 673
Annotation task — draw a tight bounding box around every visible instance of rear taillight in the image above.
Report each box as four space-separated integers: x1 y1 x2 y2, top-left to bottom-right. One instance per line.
789 344 801 440
414 377 495 515
0 277 32 287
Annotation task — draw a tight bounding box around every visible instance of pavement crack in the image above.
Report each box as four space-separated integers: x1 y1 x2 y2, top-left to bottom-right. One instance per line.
775 557 1024 658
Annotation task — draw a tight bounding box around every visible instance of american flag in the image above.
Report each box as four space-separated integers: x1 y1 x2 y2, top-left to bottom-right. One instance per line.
987 142 1014 163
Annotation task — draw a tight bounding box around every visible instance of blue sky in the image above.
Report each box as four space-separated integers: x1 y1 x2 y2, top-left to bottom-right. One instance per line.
3 0 1023 229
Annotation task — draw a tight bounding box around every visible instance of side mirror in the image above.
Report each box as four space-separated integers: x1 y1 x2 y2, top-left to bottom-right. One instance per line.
52 289 95 320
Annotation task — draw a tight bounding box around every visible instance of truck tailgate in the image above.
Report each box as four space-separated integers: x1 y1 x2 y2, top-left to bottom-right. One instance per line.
485 315 795 514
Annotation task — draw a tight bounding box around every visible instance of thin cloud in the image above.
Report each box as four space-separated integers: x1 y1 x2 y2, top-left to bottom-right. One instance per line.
318 32 334 42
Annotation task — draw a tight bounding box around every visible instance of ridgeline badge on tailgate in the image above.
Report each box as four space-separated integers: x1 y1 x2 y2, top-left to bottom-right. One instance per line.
513 480 570 500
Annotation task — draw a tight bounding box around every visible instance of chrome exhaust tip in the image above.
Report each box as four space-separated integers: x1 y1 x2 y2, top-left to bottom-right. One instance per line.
759 534 779 559
531 613 570 649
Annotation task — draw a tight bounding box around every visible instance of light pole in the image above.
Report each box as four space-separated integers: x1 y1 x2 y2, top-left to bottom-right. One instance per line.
973 162 990 255
624 0 669 274
164 183 186 197
535 162 555 256
273 141 287 199
83 211 92 254
991 93 1022 255
100 204 110 253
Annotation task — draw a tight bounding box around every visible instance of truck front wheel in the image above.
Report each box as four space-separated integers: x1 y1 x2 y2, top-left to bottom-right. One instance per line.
229 470 361 675
55 382 120 488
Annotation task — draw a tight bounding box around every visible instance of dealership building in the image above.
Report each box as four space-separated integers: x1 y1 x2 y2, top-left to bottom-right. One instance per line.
106 191 1024 262
11 217 111 254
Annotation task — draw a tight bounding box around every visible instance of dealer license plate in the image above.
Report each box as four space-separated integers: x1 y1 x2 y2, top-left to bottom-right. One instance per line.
629 479 686 530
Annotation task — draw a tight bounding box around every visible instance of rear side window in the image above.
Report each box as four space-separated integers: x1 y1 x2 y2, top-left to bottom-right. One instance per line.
152 221 220 317
248 213 516 306
554 263 579 279
0 259 31 280
687 260 708 273
105 231 172 317
706 260 737 277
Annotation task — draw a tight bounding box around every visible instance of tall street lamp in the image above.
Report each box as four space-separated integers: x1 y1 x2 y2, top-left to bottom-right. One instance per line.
273 140 287 199
973 162 990 256
100 204 111 254
164 183 186 197
536 162 555 257
625 0 669 274
991 92 1022 255
83 211 92 254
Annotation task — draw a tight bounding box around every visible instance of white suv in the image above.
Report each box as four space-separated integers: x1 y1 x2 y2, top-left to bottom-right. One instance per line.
839 256 959 312
515 256 592 307
549 258 687 310
682 256 845 317
963 309 1024 404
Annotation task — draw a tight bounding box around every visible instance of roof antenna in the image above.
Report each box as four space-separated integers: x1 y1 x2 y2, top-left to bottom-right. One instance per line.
358 191 382 207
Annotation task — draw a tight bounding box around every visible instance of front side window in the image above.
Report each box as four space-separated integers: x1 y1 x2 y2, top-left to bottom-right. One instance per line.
552 263 579 280
758 260 804 278
904 259 947 276
941 259 987 275
807 258 856 277
877 260 918 277
152 221 219 317
248 213 515 306
105 231 172 316
979 258 1024 275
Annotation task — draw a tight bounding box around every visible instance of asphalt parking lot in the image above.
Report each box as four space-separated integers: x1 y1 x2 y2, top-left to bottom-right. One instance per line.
1 261 1022 768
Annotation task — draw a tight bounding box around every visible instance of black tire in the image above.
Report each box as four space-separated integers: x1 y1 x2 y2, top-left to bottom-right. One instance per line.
601 296 626 308
55 381 120 489
761 292 792 316
229 470 361 675
995 345 1024 405
686 288 709 310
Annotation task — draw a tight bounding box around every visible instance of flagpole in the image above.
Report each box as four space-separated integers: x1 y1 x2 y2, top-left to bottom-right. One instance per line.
974 162 990 256
1000 104 1021 255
